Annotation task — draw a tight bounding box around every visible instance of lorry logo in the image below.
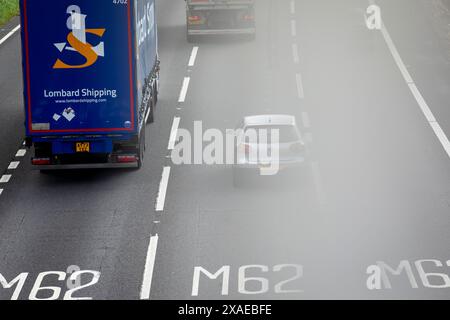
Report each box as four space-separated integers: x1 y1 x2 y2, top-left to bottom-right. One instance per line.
53 108 76 122
53 5 106 69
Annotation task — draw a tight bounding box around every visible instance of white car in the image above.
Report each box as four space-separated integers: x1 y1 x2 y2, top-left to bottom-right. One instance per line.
233 115 307 186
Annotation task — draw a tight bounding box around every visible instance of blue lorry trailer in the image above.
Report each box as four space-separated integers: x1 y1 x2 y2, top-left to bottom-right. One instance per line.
19 0 159 169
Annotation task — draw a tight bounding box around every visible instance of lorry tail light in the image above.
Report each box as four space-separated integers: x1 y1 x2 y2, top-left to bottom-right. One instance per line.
117 155 138 163
188 14 205 25
243 14 254 21
32 158 51 165
188 15 202 22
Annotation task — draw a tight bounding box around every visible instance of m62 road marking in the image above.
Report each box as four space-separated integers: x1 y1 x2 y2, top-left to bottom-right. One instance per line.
192 264 303 297
0 268 101 300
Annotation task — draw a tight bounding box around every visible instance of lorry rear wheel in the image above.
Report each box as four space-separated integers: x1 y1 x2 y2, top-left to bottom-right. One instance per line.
146 101 154 124
153 81 158 106
137 126 146 169
187 32 197 43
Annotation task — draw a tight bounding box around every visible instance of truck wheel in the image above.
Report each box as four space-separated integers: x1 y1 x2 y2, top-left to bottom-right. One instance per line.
187 31 197 43
137 126 146 169
153 81 158 106
146 101 154 124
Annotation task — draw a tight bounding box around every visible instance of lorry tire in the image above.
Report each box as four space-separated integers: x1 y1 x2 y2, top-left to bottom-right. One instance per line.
187 30 197 43
153 81 158 106
146 100 154 124
137 125 146 169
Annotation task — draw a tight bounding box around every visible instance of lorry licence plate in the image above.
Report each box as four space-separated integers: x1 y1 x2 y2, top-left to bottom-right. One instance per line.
76 142 90 153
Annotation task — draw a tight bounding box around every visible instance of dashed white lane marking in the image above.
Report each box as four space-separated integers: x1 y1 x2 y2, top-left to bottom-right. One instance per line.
0 25 20 46
141 41 198 299
0 189 3 196
371 0 450 159
16 149 26 157
290 0 296 14
290 20 297 37
8 161 20 170
292 43 300 64
168 117 181 150
188 46 199 67
301 112 311 129
140 234 159 300
0 175 12 183
295 73 305 99
178 77 191 103
155 167 171 212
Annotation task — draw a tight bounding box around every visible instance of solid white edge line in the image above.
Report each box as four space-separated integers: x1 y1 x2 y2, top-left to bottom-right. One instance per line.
408 83 436 122
0 25 20 47
0 175 12 183
168 117 181 150
155 167 171 212
178 77 191 103
16 149 26 157
140 234 159 300
371 0 450 159
430 122 450 157
379 24 414 84
8 161 20 170
292 43 300 64
188 46 199 67
296 73 304 99
290 20 297 37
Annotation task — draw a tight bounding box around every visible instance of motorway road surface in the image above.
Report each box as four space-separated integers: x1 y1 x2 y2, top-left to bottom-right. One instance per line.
0 0 449 300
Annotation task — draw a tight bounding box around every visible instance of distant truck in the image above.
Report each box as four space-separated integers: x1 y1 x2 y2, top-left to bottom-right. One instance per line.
19 0 159 170
185 0 256 42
